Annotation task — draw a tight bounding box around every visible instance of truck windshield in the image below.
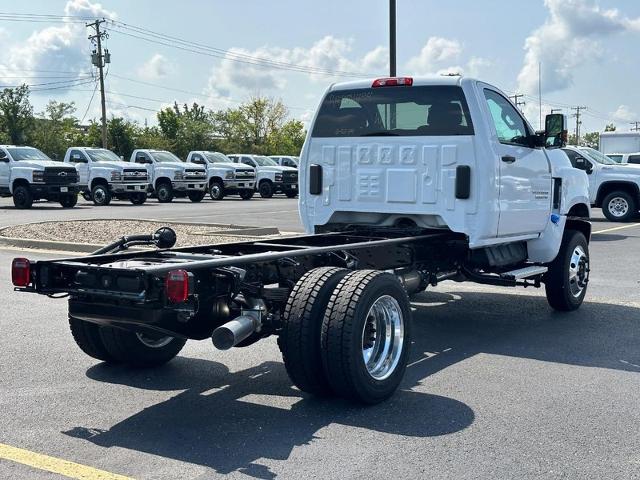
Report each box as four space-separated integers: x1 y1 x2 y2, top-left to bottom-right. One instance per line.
607 154 623 163
205 152 232 163
579 147 617 165
253 156 278 166
6 147 51 161
150 151 182 163
86 149 121 162
311 85 474 137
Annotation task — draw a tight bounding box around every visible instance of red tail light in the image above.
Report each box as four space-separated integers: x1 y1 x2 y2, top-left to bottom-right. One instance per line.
165 269 190 303
12 258 31 287
372 77 413 88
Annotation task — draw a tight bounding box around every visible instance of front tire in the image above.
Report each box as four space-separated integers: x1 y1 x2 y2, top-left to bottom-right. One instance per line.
285 190 298 198
13 185 33 209
545 230 589 311
99 327 186 367
60 194 78 208
239 189 254 200
188 190 206 202
602 191 636 222
91 184 111 206
129 192 147 205
279 267 348 396
321 270 412 404
209 180 225 200
156 183 174 203
258 181 274 198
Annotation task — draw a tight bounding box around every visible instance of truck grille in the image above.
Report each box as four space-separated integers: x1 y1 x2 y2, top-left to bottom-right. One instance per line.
282 171 298 184
235 168 255 179
184 169 206 180
43 167 78 185
123 169 149 182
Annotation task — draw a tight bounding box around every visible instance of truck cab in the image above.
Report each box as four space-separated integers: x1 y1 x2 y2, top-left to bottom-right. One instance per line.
606 152 640 165
186 151 256 200
0 145 79 209
562 145 640 221
227 154 298 198
300 76 590 263
269 155 300 169
129 149 207 203
63 147 150 205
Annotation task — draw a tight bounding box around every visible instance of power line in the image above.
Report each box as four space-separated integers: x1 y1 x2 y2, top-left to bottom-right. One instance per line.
630 122 640 132
509 94 526 111
571 106 587 144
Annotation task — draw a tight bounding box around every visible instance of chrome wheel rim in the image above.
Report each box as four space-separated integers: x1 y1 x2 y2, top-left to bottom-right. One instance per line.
158 187 169 201
608 197 629 217
136 332 173 348
210 185 222 199
361 295 405 380
94 188 106 204
568 245 589 297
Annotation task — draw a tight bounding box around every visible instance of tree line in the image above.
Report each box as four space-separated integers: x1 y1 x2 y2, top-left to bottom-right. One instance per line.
0 85 306 160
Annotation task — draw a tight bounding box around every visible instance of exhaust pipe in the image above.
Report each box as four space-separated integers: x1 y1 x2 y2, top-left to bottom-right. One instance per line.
212 315 260 350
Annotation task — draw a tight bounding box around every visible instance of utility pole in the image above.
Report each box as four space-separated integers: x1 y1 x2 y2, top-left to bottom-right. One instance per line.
389 0 396 77
87 19 110 148
509 94 526 112
550 108 563 114
571 106 587 145
630 121 640 132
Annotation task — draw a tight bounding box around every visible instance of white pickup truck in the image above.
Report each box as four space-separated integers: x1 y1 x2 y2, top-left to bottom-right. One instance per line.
0 145 79 209
63 147 150 206
186 151 256 200
562 146 640 221
129 149 207 203
14 76 593 405
227 154 298 198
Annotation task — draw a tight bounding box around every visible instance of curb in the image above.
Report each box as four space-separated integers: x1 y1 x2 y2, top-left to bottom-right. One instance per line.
0 236 103 254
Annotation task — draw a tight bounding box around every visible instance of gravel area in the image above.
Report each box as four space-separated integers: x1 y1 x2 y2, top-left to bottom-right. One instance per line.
1 220 257 247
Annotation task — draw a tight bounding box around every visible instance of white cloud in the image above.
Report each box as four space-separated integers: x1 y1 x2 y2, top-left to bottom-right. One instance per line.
517 0 640 95
0 0 116 91
406 37 462 75
137 54 174 80
611 104 637 123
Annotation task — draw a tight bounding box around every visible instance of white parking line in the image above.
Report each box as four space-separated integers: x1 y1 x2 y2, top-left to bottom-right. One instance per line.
593 222 640 234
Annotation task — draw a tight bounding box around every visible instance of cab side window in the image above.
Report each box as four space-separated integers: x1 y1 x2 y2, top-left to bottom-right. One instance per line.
484 89 530 147
191 154 203 163
628 155 640 165
70 150 86 163
241 157 255 167
135 153 151 164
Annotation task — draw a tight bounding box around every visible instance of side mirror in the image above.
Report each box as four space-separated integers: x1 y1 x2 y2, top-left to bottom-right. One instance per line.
544 113 568 148
574 157 593 174
0 153 8 162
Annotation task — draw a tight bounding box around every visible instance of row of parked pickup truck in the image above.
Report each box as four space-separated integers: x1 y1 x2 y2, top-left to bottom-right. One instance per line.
0 146 300 208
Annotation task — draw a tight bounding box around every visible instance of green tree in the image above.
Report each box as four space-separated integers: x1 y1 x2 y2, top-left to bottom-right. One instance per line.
583 132 599 149
0 85 34 145
157 102 215 158
31 100 78 159
135 125 173 151
108 117 137 159
266 119 306 155
604 123 616 132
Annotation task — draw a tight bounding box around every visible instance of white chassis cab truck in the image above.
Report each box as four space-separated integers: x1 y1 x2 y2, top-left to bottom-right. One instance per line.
562 146 640 222
186 151 256 200
12 76 591 405
129 149 207 203
0 145 79 209
227 154 298 198
63 147 150 206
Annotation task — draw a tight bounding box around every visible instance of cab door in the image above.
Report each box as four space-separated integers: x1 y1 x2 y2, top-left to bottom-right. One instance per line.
481 87 552 236
0 149 10 190
70 149 90 186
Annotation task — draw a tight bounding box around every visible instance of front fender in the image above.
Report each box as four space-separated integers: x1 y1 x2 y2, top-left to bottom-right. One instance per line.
9 169 35 193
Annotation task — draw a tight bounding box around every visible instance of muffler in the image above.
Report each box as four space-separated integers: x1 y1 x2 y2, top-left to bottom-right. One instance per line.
212 315 260 350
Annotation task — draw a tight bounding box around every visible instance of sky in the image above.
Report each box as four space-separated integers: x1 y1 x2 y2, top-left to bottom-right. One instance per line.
0 0 639 134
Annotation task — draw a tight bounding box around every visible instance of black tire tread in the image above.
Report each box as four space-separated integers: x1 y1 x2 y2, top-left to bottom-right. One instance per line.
280 266 348 395
99 327 186 367
545 230 588 311
602 191 637 222
68 317 116 362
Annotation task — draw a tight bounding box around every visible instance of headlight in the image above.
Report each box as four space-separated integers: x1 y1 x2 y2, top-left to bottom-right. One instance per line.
275 174 283 182
111 171 122 181
224 170 235 179
32 171 44 183
174 171 184 180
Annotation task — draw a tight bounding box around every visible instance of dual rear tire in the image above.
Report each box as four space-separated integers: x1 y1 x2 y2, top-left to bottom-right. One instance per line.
69 317 186 367
279 267 412 404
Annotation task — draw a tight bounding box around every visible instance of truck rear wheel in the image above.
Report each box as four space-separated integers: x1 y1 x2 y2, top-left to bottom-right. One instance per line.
69 317 116 363
239 189 254 200
91 184 111 206
279 267 348 396
602 191 636 222
321 270 412 404
59 194 78 208
259 181 274 198
188 190 206 202
13 185 33 209
285 190 298 198
545 230 589 311
209 180 225 200
156 183 173 203
99 327 186 367
129 192 147 205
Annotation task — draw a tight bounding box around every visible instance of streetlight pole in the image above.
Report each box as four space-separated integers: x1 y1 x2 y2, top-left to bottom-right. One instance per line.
389 0 396 77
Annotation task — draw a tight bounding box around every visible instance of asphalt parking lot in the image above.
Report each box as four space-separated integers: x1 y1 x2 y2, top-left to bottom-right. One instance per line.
1 207 639 479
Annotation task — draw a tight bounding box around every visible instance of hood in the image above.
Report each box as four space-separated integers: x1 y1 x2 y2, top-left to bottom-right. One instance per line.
92 160 135 170
154 161 204 171
258 165 296 173
210 162 252 171
601 164 640 174
14 160 74 170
